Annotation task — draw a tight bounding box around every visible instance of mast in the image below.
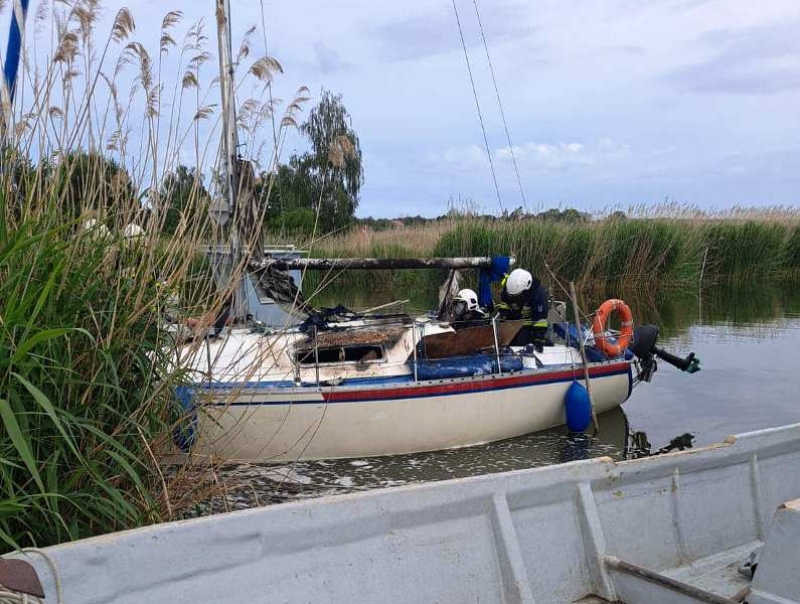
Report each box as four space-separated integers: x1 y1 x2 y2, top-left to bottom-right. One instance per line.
215 0 249 320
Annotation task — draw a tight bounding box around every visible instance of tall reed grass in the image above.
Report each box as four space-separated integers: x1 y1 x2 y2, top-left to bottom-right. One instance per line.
0 0 300 550
435 215 800 288
308 211 799 298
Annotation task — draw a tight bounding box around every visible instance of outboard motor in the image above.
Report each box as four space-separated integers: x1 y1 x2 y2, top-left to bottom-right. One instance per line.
629 324 700 382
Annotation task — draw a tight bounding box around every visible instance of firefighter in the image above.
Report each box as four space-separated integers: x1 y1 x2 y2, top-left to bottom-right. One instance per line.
495 268 548 348
448 288 486 330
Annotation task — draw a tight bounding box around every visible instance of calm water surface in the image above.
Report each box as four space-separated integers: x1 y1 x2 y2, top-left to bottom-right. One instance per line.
216 283 800 509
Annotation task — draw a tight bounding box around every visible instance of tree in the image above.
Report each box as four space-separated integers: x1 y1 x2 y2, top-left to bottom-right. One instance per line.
0 148 39 226
535 208 590 223
54 152 136 223
157 165 210 235
262 90 363 235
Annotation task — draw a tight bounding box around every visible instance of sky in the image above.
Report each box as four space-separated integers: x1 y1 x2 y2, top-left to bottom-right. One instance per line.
4 0 800 217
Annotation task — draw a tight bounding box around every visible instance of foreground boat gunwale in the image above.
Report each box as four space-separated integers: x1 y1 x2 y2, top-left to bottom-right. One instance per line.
24 423 800 545
12 422 800 604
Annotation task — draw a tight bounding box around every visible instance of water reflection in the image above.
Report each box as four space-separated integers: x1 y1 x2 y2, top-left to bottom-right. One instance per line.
628 281 800 339
211 408 632 511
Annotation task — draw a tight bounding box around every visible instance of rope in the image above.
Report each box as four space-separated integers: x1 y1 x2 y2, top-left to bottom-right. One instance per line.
0 588 40 604
451 0 504 214
471 0 527 212
0 548 63 604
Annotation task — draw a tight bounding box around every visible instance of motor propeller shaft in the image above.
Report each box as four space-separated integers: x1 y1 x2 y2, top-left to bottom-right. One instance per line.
629 324 701 380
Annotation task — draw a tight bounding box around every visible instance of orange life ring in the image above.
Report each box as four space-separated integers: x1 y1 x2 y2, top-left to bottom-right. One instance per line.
592 299 634 357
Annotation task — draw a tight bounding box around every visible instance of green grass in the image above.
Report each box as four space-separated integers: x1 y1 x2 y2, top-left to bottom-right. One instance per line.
0 210 167 548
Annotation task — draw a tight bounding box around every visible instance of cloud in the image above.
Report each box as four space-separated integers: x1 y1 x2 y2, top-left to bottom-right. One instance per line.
430 144 487 169
311 42 350 75
373 2 533 62
497 138 631 172
431 138 631 175
669 20 800 94
617 0 718 14
605 45 647 56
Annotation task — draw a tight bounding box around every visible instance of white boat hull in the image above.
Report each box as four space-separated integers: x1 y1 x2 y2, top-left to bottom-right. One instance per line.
192 360 633 461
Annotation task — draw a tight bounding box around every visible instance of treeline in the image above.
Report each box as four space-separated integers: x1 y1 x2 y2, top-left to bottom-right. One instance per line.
352 207 595 232
3 88 362 240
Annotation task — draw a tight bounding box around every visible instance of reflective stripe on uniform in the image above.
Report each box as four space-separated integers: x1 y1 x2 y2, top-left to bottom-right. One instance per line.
533 320 548 328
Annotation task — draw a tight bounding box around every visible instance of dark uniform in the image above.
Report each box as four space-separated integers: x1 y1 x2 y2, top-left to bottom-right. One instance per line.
452 309 487 331
496 277 548 347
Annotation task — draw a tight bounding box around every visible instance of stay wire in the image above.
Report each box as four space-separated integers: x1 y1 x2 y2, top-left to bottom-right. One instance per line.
472 0 527 212
451 0 504 214
258 0 279 153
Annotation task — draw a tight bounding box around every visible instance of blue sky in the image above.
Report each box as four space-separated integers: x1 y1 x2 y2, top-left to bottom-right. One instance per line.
5 0 800 217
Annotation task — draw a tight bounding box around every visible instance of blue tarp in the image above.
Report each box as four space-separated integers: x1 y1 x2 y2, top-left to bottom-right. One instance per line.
415 353 523 380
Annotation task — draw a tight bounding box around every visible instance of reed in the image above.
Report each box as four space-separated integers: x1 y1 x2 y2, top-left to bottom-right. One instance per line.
433 216 799 287
0 0 301 550
307 211 799 300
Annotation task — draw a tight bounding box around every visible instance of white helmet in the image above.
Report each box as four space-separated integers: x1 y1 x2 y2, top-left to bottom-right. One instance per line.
82 218 110 242
505 269 533 296
454 288 480 312
123 223 144 241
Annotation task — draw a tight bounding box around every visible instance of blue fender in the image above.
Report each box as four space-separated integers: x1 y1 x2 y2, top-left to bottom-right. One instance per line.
565 381 592 432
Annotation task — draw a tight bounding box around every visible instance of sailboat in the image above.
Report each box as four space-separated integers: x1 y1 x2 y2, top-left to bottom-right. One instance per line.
166 0 702 463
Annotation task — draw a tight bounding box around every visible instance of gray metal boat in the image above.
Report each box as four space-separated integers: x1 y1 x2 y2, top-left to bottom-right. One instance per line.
5 422 800 603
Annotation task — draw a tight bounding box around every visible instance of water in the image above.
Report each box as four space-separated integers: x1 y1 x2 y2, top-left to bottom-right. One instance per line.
626 285 800 447
212 282 800 511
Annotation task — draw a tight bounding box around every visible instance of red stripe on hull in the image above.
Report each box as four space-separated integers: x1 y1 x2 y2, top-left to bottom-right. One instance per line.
322 362 631 403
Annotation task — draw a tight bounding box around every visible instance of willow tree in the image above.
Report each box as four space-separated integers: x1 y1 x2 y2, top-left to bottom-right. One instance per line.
268 90 364 232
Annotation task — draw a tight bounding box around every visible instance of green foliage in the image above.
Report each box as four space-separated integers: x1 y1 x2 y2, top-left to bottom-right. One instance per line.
532 208 591 223
0 0 309 553
264 89 363 235
157 165 210 235
53 152 136 224
0 208 182 549
786 225 800 270
269 207 317 235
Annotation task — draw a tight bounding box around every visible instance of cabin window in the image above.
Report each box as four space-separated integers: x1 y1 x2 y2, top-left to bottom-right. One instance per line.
296 345 384 365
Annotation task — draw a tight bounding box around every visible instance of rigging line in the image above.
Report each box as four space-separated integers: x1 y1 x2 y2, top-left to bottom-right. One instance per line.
451 0 504 214
258 0 279 154
472 0 527 212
